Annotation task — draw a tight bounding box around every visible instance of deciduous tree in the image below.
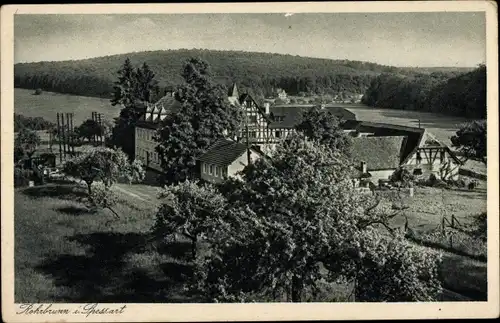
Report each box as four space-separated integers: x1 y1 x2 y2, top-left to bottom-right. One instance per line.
295 106 352 156
451 120 487 164
153 180 227 259
155 58 243 184
15 128 41 166
62 147 144 195
190 134 442 302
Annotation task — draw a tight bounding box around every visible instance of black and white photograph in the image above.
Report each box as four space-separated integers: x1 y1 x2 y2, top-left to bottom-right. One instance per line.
1 2 498 321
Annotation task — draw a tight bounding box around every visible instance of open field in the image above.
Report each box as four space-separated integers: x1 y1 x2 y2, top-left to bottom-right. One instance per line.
344 105 470 146
15 88 119 125
14 179 487 302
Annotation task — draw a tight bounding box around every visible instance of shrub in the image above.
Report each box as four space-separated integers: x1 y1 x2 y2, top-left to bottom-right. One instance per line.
14 168 34 188
390 167 414 188
33 88 43 95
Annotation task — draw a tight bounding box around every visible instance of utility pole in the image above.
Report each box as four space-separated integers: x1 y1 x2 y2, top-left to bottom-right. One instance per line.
61 112 67 159
57 113 62 163
245 101 251 165
69 113 75 154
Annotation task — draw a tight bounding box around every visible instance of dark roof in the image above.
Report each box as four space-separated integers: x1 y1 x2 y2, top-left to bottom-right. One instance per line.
268 105 357 129
351 136 406 170
351 121 425 164
139 95 183 124
198 138 249 166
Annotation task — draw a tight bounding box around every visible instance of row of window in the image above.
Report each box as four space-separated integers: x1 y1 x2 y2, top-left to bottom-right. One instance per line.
239 128 293 140
203 163 228 178
137 128 155 142
136 147 160 164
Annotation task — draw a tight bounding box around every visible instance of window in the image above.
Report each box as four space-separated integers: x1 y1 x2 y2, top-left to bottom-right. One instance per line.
275 131 282 138
413 168 423 176
440 150 445 163
204 163 208 173
209 165 214 175
215 166 220 176
249 131 257 138
249 115 258 124
222 168 227 177
416 152 422 164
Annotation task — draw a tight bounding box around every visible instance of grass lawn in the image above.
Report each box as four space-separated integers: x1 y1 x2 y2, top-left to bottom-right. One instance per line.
15 88 119 126
14 182 197 303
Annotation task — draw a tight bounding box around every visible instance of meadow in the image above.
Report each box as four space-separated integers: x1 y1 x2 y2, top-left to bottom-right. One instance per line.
14 88 119 125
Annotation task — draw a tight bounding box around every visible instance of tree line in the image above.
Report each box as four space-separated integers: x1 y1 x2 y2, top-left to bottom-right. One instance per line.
14 113 55 132
362 65 486 119
14 49 470 101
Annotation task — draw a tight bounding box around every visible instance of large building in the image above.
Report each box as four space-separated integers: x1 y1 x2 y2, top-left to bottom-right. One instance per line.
134 92 181 172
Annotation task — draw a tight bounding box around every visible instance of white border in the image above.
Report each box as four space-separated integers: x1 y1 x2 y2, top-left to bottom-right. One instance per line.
2 2 499 322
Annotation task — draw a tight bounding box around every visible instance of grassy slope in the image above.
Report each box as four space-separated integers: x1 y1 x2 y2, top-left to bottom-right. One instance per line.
14 183 194 303
14 88 119 125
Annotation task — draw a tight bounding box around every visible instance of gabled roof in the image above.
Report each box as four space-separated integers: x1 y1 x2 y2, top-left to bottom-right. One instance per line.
198 138 250 166
351 136 406 171
268 105 357 129
228 83 239 98
350 121 426 165
139 95 182 124
239 93 272 122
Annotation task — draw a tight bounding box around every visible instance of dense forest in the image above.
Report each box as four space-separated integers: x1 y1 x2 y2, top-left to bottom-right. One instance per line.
362 65 486 119
14 49 471 100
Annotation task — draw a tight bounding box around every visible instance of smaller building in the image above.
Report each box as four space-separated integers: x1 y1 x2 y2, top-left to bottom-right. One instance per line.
351 136 406 184
198 138 263 184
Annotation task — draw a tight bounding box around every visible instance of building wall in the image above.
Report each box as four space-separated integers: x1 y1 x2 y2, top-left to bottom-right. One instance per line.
365 169 396 184
135 126 162 172
404 149 460 180
200 150 261 184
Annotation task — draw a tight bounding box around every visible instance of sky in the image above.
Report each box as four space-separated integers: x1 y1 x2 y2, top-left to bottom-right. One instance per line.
14 12 486 67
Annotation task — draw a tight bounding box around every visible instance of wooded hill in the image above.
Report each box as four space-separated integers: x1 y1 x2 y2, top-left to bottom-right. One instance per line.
14 49 472 100
362 65 486 119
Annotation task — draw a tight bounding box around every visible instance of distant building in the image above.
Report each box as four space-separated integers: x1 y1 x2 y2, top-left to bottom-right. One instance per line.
345 121 462 183
198 138 263 184
134 92 181 172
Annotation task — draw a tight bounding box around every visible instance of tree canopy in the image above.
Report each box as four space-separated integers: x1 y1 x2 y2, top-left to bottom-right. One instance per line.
62 147 145 195
295 107 352 156
155 58 243 184
362 65 486 119
154 134 443 302
451 120 487 163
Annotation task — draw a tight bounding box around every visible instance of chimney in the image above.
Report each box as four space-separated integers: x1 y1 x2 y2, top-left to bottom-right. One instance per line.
264 102 270 114
320 104 325 110
360 161 367 174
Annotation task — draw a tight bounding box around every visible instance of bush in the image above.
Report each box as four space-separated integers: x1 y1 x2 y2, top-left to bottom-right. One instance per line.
390 167 414 188
14 168 34 188
33 88 43 95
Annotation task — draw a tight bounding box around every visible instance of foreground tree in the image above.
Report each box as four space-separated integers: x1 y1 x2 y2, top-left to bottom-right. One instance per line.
153 180 227 259
295 107 352 156
62 147 145 195
155 58 243 184
189 134 442 302
451 120 487 164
